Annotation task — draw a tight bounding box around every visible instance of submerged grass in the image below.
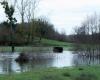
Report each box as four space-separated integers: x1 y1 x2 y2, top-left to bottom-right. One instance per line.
0 46 52 52
0 66 100 80
0 39 74 52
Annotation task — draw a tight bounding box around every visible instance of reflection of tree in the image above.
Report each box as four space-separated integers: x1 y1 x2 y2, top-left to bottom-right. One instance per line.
73 48 100 66
17 53 55 72
2 58 13 74
18 63 27 72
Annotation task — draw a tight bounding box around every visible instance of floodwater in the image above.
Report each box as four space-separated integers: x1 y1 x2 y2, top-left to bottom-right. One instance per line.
0 49 100 74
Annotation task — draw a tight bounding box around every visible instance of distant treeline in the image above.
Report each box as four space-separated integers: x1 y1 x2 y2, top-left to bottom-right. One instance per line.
1 13 100 45
68 14 100 44
0 18 67 45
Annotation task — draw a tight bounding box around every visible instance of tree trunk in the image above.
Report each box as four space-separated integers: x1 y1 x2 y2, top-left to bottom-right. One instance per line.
12 45 15 52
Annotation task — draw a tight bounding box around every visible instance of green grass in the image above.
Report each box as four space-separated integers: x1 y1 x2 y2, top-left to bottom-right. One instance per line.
0 38 99 52
0 46 52 52
0 66 100 80
41 39 73 47
0 46 73 52
41 39 74 50
0 39 74 52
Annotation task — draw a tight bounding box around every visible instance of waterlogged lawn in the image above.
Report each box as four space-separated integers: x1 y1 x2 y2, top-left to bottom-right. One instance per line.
0 46 74 52
0 46 52 52
0 66 100 80
0 39 74 52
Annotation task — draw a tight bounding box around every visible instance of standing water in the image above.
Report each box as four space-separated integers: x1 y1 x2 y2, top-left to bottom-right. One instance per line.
0 49 100 74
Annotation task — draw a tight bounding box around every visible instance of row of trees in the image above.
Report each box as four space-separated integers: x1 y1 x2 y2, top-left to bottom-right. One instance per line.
0 0 67 47
70 14 100 44
0 18 67 45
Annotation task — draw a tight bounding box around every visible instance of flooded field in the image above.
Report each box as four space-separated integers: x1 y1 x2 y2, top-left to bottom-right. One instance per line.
0 48 100 74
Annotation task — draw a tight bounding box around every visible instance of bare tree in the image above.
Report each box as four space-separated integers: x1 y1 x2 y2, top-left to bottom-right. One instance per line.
16 0 40 43
73 13 100 43
25 0 40 43
17 0 29 23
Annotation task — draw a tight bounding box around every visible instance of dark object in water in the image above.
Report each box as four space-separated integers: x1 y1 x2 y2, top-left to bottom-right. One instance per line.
53 47 63 53
15 53 29 63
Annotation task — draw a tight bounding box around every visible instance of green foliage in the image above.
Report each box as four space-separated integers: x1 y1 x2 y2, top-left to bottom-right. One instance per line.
1 1 17 52
0 17 67 45
1 1 17 28
0 2 67 46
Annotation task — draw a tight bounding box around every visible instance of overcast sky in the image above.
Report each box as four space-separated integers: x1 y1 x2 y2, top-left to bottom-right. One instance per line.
0 0 100 34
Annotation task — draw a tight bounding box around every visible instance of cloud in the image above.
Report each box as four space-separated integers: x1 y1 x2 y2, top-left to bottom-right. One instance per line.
39 0 100 10
1 0 100 34
0 6 7 22
36 0 100 34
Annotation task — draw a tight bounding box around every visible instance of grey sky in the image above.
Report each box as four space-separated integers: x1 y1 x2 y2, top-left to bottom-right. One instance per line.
0 0 100 34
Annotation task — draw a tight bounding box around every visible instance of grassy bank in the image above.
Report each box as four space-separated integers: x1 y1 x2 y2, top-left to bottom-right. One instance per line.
41 39 73 47
0 46 73 52
0 46 52 52
0 39 74 52
0 66 100 80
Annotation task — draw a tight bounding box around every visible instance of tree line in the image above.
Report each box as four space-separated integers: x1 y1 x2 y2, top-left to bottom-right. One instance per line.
0 18 67 45
0 0 67 46
69 14 100 44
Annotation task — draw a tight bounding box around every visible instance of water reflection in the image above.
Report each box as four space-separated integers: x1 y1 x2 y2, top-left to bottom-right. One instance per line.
0 51 74 74
0 52 19 74
0 48 100 74
17 55 55 72
1 58 12 74
73 48 100 66
16 51 74 72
